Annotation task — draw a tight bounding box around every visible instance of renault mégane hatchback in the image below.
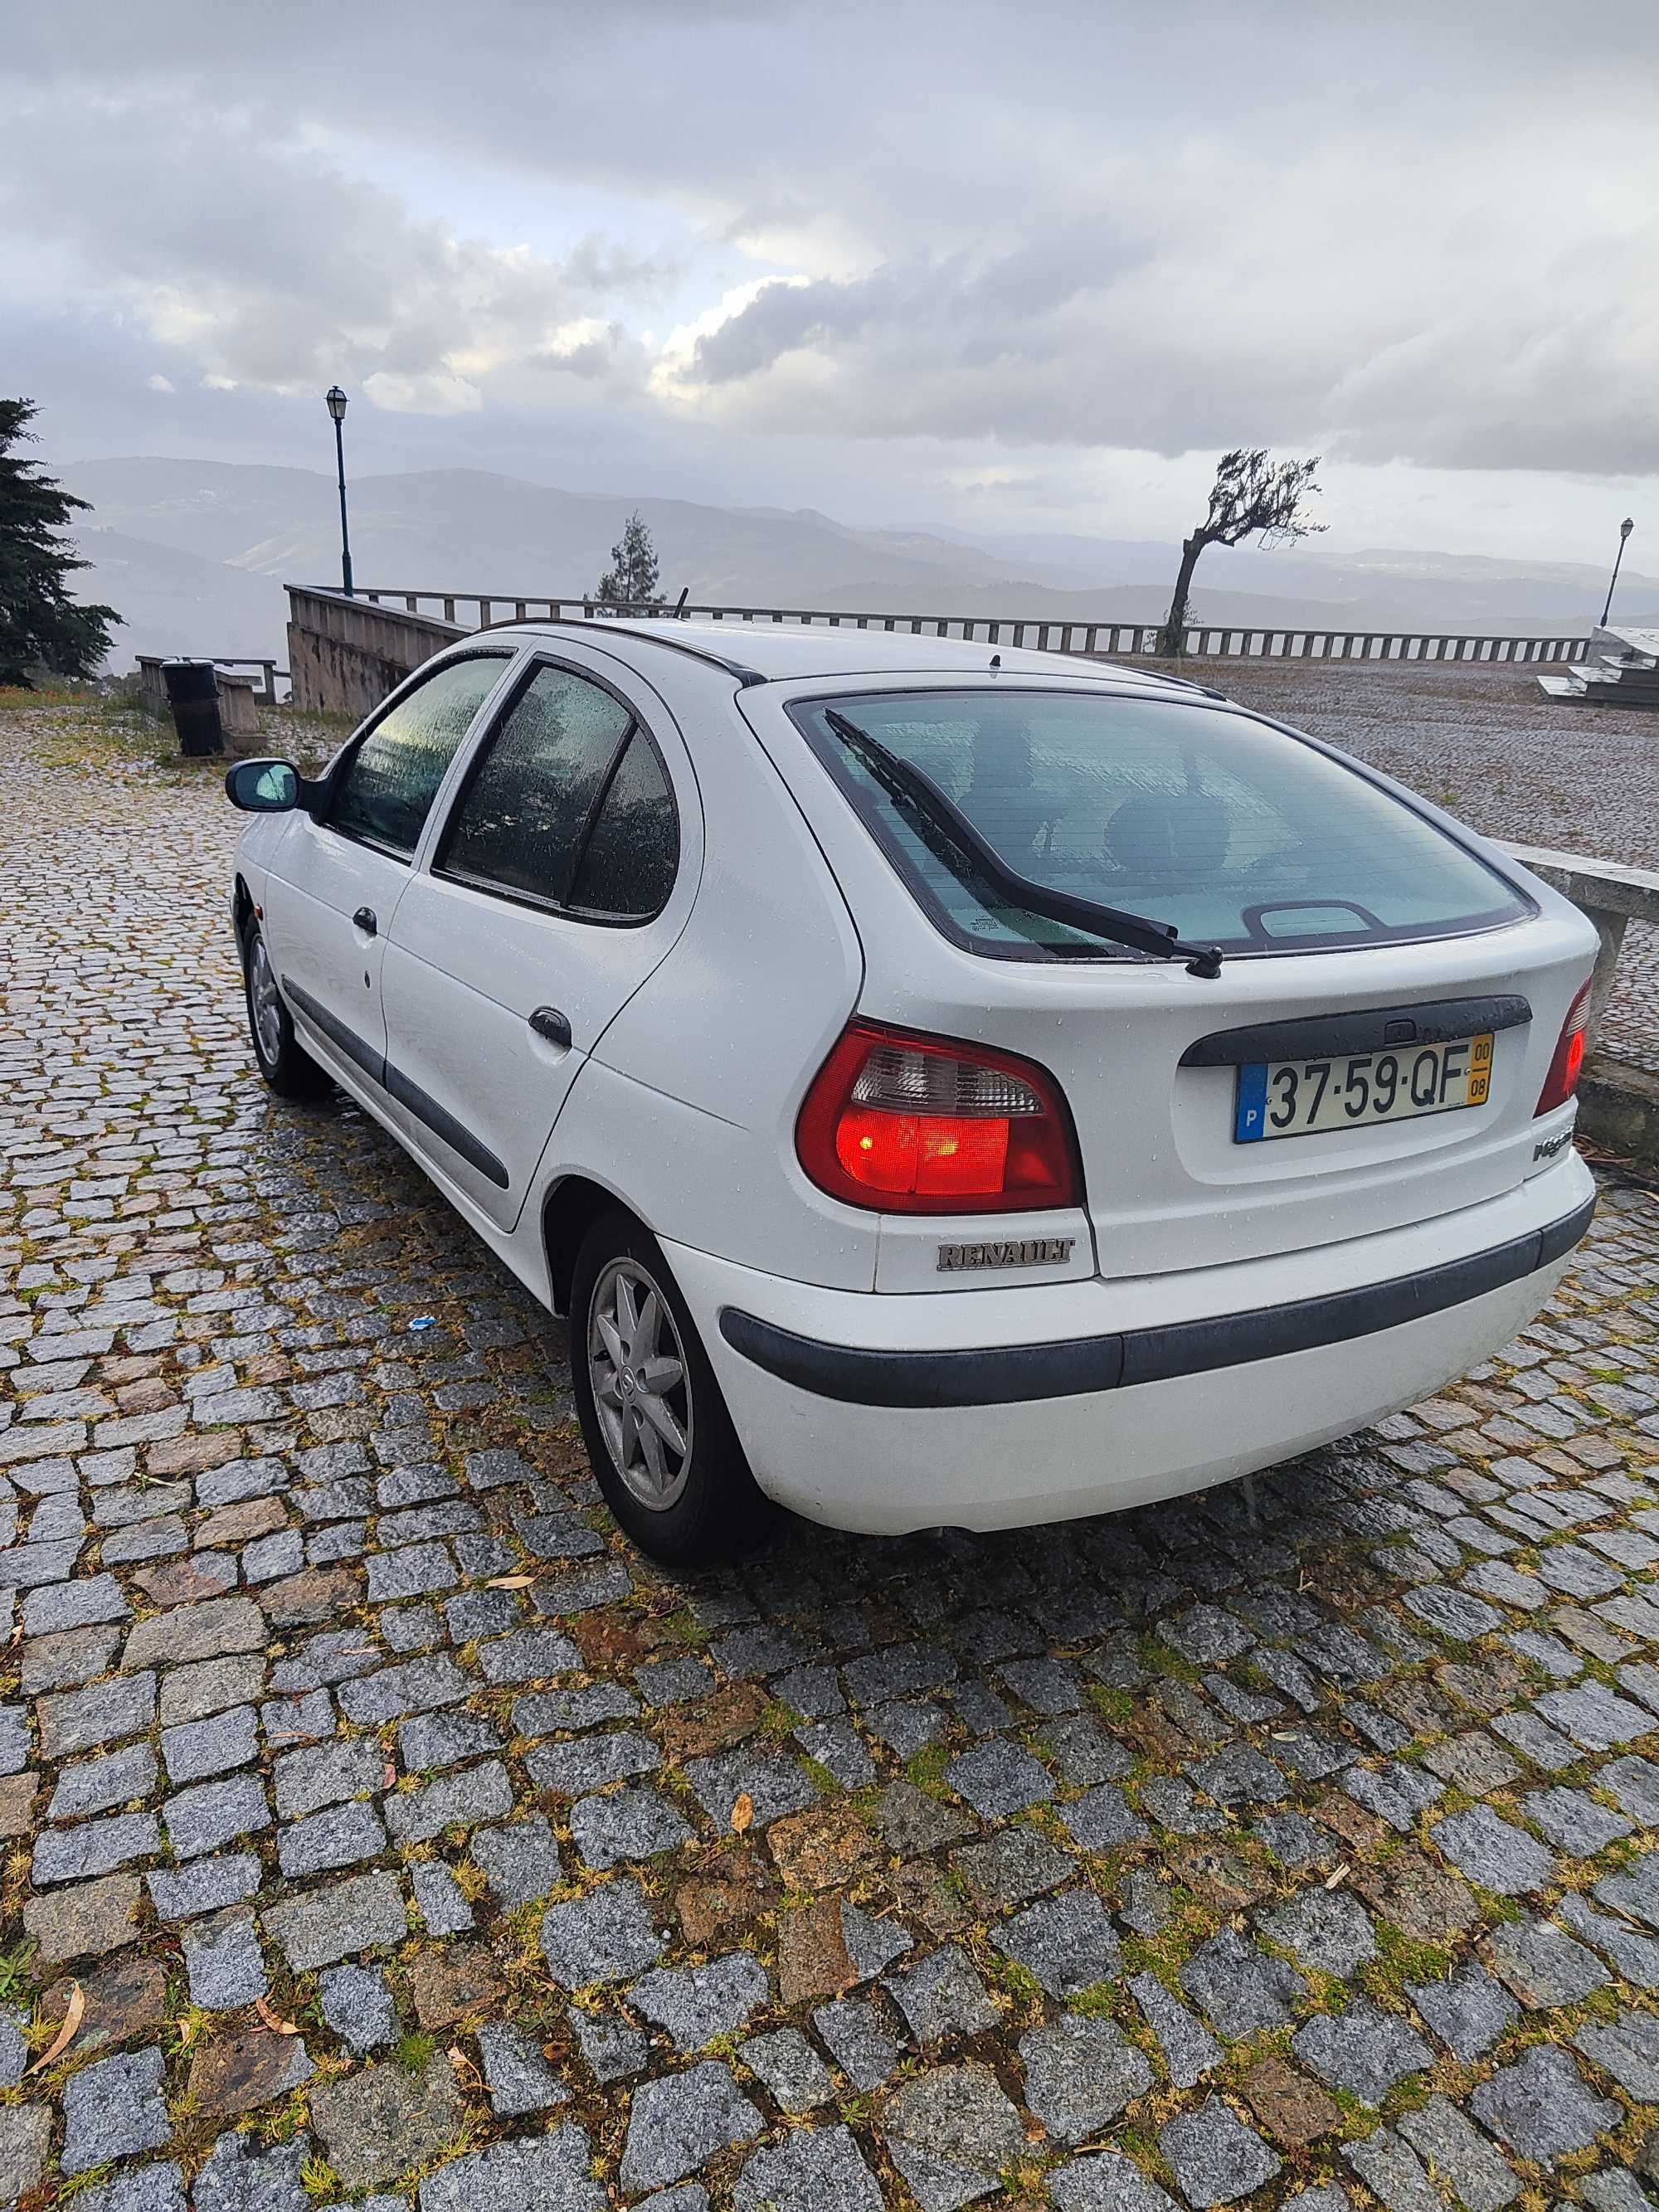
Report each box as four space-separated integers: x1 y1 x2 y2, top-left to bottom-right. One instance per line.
227 623 1597 1562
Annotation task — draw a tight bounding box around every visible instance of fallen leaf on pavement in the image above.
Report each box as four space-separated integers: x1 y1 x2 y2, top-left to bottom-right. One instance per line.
28 1982 82 2072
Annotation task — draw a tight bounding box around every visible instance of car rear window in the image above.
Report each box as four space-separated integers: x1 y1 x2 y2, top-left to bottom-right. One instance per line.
791 688 1530 960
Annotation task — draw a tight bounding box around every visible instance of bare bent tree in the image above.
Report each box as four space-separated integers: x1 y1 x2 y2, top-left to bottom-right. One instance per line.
1156 449 1324 657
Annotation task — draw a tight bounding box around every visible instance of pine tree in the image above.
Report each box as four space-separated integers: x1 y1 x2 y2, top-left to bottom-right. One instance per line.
0 398 120 686
593 511 662 610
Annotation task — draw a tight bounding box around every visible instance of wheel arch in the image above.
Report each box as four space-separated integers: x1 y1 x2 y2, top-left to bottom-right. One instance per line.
232 873 255 939
542 1173 640 1317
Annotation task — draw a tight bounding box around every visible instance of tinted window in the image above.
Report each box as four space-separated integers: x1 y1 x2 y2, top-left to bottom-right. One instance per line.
568 732 678 918
441 665 634 904
795 689 1528 960
330 656 508 855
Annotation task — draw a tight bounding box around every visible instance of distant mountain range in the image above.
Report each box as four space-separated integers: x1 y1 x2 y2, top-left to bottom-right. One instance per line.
60 455 1659 668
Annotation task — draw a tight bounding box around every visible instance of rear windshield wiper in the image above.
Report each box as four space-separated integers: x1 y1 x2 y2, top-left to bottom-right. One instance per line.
823 708 1224 979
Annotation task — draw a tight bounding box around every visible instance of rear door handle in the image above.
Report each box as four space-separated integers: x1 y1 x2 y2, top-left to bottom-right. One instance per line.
528 1006 572 1048
353 906 377 936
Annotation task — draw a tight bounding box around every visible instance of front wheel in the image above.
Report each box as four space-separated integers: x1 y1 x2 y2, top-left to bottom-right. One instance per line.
569 1208 761 1564
241 920 332 1101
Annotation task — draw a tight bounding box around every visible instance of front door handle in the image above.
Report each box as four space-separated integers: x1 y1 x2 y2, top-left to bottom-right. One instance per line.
353 906 377 936
528 1006 572 1048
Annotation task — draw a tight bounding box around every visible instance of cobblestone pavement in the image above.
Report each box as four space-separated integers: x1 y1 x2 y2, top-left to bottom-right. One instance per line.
2 698 1659 2212
1188 659 1659 1080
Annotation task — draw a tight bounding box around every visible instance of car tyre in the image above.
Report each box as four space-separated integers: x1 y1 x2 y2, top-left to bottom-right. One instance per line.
570 1207 763 1564
240 917 332 1101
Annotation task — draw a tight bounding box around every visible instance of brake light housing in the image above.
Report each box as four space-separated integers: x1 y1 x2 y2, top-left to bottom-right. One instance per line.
796 1018 1082 1213
1535 979 1592 1117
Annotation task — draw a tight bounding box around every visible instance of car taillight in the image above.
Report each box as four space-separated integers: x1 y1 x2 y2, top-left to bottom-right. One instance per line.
1535 979 1592 1117
795 1019 1081 1213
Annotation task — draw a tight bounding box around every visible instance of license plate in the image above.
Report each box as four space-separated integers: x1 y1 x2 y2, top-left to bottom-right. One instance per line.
1235 1033 1494 1142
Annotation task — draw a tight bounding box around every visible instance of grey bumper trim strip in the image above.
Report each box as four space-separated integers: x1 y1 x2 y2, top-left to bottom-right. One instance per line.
281 975 509 1190
718 1192 1595 1409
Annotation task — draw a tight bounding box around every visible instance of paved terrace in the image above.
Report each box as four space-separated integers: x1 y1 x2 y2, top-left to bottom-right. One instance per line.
1 686 1657 2212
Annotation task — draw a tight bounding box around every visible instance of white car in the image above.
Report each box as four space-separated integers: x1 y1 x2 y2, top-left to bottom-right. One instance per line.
227 622 1598 1562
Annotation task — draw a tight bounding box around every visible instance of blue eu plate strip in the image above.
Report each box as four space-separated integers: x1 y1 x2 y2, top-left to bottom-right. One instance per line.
1235 1062 1267 1143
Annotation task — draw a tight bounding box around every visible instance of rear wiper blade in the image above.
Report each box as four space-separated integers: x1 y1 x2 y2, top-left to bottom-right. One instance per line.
823 709 1224 980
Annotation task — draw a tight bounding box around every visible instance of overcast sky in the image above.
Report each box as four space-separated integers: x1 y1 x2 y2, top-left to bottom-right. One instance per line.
5 0 1656 561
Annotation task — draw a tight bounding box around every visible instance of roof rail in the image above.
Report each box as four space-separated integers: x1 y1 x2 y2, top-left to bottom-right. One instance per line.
478 614 766 688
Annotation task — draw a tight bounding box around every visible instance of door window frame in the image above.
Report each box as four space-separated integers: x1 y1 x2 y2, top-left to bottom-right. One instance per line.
430 650 681 928
319 646 519 866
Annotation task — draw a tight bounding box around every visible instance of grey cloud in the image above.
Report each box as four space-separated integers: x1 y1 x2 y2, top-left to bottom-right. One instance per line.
0 96 670 400
693 233 1132 386
4 0 1659 477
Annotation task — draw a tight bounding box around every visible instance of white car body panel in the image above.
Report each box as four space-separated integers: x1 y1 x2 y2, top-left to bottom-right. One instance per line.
378 641 704 1230
230 621 1600 1538
667 1149 1593 1531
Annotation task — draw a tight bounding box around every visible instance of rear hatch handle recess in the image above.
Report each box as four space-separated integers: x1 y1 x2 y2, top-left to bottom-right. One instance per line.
823 708 1224 979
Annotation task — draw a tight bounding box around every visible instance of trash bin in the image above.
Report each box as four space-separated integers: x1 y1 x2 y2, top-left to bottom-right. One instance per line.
162 659 225 756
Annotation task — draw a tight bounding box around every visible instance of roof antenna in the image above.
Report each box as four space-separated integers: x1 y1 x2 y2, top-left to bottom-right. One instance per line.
674 586 689 619
989 651 1001 669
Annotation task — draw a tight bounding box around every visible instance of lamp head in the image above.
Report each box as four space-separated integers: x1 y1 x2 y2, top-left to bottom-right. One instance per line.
1620 518 1634 540
324 386 348 425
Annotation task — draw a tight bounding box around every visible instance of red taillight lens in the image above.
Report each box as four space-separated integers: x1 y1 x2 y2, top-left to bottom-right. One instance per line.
796 1020 1081 1213
1535 979 1592 1117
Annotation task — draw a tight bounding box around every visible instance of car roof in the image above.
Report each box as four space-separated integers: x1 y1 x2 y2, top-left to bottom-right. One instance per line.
481 616 1189 693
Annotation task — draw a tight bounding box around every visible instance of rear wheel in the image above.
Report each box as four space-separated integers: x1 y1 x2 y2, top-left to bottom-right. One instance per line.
569 1208 761 1563
240 919 331 1101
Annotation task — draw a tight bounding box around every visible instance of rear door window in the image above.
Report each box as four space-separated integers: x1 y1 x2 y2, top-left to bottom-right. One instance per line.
437 663 679 921
328 654 510 857
791 688 1530 960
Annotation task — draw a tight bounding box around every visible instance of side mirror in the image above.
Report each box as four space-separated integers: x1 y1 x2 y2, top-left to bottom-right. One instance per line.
225 758 300 812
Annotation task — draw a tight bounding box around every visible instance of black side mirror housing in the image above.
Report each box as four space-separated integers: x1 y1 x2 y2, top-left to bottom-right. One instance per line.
224 758 301 812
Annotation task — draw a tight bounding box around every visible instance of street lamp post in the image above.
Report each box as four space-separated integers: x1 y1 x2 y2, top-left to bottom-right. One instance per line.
1600 517 1634 630
325 386 353 599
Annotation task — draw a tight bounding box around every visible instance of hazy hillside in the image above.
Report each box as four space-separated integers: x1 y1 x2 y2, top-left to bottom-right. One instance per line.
68 525 289 664
60 456 1659 669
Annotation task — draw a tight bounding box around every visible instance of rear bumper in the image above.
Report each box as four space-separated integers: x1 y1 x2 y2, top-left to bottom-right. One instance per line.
665 1153 1595 1534
719 1188 1594 1409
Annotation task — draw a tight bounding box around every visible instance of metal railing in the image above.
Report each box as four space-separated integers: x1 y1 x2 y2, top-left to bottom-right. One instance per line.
346 590 1590 665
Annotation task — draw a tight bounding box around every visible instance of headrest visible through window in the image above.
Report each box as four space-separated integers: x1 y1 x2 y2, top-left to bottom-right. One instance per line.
1103 791 1230 887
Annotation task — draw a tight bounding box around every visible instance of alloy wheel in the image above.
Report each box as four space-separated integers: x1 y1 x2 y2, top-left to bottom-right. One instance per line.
248 936 284 1068
587 1257 693 1510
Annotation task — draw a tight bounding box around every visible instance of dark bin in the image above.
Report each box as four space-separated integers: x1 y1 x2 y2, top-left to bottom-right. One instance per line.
162 659 224 756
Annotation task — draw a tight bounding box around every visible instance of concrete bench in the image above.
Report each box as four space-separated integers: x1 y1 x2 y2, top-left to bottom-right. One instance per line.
1502 840 1659 1168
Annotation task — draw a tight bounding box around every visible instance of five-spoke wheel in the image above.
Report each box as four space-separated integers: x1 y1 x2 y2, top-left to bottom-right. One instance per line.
570 1208 759 1563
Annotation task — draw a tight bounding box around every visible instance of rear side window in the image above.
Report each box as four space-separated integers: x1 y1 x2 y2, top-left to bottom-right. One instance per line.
568 733 678 919
791 688 1530 960
330 654 508 855
439 664 679 921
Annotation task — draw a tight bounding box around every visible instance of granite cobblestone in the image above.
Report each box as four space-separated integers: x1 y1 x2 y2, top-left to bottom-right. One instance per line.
4 693 1659 2203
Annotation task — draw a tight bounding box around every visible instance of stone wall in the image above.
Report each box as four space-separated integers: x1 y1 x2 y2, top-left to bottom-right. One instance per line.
285 586 466 718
